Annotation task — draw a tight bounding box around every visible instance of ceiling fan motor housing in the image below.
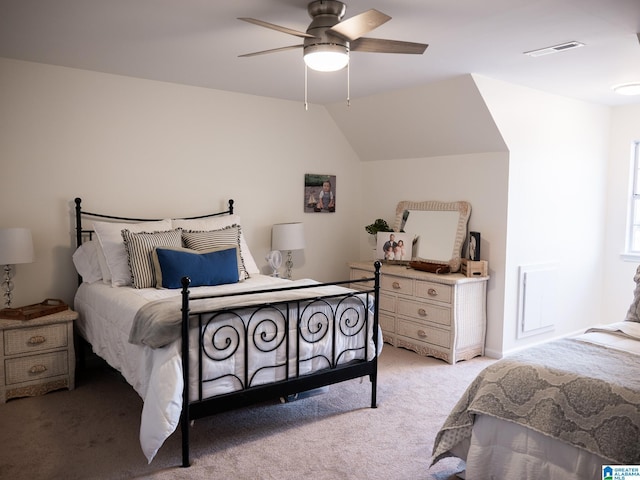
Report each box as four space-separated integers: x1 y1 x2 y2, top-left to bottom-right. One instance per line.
304 1 349 56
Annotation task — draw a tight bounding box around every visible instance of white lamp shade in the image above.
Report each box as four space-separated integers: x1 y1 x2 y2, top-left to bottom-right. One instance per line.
272 223 305 251
0 228 35 265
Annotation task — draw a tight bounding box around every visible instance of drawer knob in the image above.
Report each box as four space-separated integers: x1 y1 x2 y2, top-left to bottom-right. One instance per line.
418 308 428 317
28 335 46 345
29 364 47 374
417 329 428 338
392 281 401 290
427 288 438 297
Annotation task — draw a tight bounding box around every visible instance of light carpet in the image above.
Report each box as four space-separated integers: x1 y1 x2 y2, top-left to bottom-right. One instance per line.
0 345 495 480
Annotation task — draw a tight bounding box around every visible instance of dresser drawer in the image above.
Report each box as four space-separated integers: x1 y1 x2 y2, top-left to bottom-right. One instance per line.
4 323 68 356
414 280 453 304
5 351 69 385
349 269 374 289
397 319 450 348
397 299 451 326
379 313 395 333
381 275 412 295
379 293 395 313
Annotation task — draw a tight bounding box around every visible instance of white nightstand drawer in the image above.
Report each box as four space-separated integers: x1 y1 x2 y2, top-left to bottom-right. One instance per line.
5 351 69 385
397 319 450 348
4 323 69 356
414 280 452 304
397 300 451 326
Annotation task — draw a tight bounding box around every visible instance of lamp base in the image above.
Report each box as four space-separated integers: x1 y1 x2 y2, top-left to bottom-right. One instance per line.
2 264 14 309
285 251 293 279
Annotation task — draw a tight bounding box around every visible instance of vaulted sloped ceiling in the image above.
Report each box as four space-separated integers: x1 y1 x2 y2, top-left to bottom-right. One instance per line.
325 74 507 161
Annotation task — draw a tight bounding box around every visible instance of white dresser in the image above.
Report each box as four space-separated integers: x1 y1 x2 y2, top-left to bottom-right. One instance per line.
349 261 488 364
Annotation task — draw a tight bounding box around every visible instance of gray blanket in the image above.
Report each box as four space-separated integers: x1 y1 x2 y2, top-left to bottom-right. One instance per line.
432 337 640 464
128 280 364 348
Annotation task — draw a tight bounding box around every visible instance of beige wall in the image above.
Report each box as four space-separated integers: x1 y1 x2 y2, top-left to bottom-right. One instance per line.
1 57 633 360
603 105 640 319
358 152 509 356
326 75 510 357
0 58 363 307
475 75 612 355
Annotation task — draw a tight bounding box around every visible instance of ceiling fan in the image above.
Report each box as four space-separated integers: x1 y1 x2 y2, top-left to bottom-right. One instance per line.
238 0 428 73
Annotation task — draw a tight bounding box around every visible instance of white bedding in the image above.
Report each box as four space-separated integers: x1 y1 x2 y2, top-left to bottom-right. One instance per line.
74 274 380 463
440 322 640 480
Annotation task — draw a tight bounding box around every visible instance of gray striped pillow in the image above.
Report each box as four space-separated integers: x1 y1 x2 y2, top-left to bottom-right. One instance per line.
182 225 249 280
122 228 183 288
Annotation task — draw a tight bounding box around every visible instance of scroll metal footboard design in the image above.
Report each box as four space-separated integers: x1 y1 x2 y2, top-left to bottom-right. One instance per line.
179 263 381 467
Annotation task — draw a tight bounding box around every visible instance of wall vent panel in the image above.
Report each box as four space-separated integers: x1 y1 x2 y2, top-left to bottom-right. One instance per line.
517 264 558 338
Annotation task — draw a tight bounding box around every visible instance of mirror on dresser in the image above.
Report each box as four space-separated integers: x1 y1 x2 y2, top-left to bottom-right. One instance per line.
392 200 471 273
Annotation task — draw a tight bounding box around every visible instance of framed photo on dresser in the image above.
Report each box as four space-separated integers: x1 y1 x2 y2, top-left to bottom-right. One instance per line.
376 232 413 263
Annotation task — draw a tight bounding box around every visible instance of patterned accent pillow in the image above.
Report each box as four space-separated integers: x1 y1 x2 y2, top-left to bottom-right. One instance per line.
172 215 259 275
122 228 183 289
181 225 249 280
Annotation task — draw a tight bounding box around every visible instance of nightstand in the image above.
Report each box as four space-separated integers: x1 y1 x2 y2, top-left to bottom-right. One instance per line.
0 308 77 403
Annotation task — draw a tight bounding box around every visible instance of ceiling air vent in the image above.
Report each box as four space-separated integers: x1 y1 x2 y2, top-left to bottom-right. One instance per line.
524 41 585 57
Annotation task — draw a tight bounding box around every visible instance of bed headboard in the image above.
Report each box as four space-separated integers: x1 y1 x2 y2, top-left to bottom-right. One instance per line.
74 197 235 248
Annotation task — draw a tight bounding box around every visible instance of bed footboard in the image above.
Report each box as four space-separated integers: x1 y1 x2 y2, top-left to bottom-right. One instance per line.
179 263 381 467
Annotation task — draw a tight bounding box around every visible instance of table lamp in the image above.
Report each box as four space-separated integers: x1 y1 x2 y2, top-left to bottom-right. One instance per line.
271 222 305 279
0 228 35 308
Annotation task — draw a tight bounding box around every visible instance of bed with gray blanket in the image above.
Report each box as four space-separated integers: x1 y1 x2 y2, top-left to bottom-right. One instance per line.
430 267 640 480
72 198 381 468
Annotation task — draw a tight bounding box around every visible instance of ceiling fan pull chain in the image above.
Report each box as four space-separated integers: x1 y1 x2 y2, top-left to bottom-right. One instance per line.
304 65 309 111
347 61 350 107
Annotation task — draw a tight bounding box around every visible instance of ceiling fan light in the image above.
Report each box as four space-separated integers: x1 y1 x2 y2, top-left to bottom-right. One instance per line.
612 83 640 96
304 44 349 72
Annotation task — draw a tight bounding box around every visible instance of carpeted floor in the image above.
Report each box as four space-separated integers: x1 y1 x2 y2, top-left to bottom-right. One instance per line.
0 345 494 480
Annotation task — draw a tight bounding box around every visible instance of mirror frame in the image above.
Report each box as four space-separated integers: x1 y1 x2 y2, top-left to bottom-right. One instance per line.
393 200 471 272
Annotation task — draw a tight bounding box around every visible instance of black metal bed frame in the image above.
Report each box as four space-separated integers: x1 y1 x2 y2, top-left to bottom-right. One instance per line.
74 197 380 467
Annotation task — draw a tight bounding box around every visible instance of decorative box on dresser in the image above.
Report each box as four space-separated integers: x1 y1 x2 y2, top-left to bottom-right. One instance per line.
0 309 77 403
349 261 488 364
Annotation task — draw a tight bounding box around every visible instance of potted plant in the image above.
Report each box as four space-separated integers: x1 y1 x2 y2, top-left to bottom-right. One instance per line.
365 218 392 236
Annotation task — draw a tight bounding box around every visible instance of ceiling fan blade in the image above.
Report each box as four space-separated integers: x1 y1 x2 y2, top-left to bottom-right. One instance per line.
351 37 428 55
239 44 303 58
329 9 391 41
238 17 315 39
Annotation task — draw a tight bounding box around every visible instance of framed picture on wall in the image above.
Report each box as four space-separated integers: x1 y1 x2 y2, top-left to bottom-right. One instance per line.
376 232 413 263
304 174 336 213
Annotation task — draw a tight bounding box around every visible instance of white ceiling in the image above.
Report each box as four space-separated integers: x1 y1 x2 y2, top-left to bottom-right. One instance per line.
1 0 640 106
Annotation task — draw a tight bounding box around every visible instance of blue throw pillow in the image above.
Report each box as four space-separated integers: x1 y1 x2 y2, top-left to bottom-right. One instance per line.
152 246 240 289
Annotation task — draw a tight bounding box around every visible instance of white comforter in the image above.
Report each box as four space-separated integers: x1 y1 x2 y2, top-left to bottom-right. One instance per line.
74 275 379 463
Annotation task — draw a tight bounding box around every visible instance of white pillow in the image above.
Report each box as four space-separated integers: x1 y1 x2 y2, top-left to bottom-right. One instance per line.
72 240 103 284
94 239 111 284
93 219 172 287
172 214 260 274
